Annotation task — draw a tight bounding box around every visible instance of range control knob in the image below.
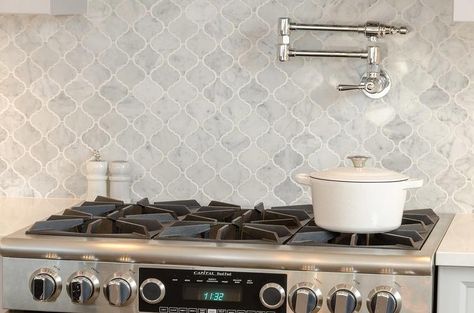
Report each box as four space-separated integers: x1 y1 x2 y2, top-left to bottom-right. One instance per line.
67 272 100 304
259 283 286 309
30 271 60 302
105 277 135 306
140 278 166 304
367 288 401 313
289 285 322 313
328 286 361 313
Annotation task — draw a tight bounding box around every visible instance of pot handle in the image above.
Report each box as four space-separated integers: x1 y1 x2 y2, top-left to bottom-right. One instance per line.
401 178 423 190
295 173 311 186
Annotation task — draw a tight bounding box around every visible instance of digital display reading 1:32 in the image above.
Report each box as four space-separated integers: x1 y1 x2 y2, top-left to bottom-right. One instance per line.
183 284 242 302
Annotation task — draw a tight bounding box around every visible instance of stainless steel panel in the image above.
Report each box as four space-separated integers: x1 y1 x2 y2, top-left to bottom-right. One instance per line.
2 257 433 313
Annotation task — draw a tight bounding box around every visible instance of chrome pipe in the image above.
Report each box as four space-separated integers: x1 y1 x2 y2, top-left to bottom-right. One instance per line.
279 18 407 39
290 23 365 33
289 50 368 59
279 45 380 64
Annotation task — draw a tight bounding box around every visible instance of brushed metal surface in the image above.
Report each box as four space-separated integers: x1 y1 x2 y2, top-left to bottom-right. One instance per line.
2 258 434 313
0 214 453 276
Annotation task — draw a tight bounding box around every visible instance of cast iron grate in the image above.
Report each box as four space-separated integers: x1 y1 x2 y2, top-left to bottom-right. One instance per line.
287 209 439 250
26 197 439 249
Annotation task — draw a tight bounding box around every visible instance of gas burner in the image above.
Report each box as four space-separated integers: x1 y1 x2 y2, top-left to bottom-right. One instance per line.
26 198 314 243
25 197 439 249
288 209 439 249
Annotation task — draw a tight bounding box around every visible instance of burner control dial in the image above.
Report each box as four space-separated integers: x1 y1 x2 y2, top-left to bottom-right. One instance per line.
289 284 322 313
259 283 286 309
367 287 401 313
30 269 61 302
104 274 137 306
327 285 361 313
140 278 166 304
67 271 100 304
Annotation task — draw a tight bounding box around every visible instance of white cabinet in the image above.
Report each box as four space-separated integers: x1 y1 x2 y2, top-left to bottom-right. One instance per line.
454 0 474 22
437 266 474 313
0 256 4 313
0 0 86 15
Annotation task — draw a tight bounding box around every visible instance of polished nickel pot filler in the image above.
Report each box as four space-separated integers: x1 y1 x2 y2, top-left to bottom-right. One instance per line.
1 198 452 313
278 18 407 98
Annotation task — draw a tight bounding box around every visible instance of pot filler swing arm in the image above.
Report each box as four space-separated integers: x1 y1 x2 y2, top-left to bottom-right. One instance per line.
277 18 407 99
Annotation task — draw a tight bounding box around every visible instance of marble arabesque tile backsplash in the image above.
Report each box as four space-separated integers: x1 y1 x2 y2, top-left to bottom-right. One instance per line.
1 0 474 212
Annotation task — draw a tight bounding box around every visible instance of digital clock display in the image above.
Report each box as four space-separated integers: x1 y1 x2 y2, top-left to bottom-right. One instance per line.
183 284 242 302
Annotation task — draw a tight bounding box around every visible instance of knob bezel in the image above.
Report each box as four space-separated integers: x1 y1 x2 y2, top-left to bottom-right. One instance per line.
29 268 62 302
259 282 286 309
366 286 401 313
103 273 137 307
140 278 166 304
288 282 322 313
327 284 362 313
66 270 100 304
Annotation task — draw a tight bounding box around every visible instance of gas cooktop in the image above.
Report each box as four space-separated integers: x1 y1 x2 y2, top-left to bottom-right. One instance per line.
1 197 454 313
25 196 439 250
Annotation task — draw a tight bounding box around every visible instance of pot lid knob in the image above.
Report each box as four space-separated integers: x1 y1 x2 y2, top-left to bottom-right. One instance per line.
348 155 369 168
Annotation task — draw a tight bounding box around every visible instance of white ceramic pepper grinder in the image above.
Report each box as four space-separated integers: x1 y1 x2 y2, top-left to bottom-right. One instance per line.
108 161 131 203
86 150 108 201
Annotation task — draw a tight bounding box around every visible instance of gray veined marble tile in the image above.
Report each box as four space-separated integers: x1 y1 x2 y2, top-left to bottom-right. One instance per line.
0 0 474 210
237 176 267 205
116 63 146 89
186 159 215 186
186 62 216 90
47 93 76 120
13 154 40 177
186 30 216 58
82 124 111 150
0 74 25 101
203 175 233 201
221 64 251 91
203 80 233 106
168 47 199 75
221 128 250 155
203 47 233 73
222 0 251 26
167 174 198 199
14 123 41 148
256 162 286 188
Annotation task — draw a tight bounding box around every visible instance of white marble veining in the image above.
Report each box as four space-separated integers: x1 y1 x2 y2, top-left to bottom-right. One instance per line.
436 214 474 266
0 0 474 211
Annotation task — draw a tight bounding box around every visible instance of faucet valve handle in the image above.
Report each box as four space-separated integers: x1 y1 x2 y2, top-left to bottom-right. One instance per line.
338 70 390 99
337 82 375 92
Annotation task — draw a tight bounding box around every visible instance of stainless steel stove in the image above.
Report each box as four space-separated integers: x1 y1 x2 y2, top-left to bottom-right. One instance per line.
0 197 453 313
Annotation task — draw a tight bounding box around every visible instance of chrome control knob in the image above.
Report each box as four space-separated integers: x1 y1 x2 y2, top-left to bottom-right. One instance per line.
105 278 132 306
259 283 286 309
367 288 401 313
328 286 361 313
30 273 57 301
140 278 166 304
289 286 322 313
67 272 100 304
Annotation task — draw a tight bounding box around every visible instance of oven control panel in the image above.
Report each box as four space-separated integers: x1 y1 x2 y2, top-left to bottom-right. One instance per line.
2 257 427 313
138 268 287 313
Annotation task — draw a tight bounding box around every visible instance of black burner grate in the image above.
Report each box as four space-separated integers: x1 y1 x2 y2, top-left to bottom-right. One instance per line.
25 197 439 249
287 209 439 249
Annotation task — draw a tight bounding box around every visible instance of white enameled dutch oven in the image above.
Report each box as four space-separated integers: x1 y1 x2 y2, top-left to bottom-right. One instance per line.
295 156 423 233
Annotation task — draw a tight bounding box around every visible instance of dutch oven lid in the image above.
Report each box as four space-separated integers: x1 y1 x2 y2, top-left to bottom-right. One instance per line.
310 156 409 183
